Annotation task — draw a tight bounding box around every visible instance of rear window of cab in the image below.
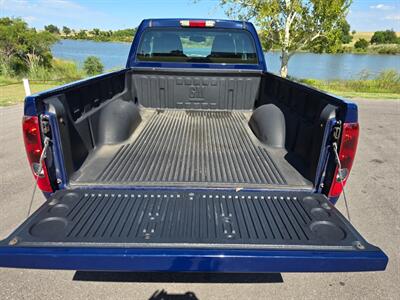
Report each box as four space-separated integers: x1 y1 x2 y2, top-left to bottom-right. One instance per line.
136 28 258 64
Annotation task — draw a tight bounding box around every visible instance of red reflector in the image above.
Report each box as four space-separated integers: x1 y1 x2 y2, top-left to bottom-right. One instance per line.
189 20 206 27
22 116 53 193
329 123 359 198
180 20 215 27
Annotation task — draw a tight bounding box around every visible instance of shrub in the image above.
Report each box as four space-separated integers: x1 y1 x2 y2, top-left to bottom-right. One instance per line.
28 65 51 81
83 56 104 76
52 59 84 81
354 38 369 50
370 30 398 44
0 59 12 77
26 59 84 82
376 45 400 55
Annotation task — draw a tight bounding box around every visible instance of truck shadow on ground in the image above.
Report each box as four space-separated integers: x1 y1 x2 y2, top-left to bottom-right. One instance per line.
73 271 283 284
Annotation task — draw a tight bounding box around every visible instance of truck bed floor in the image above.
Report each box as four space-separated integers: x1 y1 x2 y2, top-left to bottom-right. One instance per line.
71 110 311 188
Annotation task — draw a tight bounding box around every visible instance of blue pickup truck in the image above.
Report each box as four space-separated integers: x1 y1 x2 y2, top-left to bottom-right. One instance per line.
0 19 388 273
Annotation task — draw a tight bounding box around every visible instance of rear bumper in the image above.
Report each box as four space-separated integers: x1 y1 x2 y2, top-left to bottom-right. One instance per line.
0 246 388 273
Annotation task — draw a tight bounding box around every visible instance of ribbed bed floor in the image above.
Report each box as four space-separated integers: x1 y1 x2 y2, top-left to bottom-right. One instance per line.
73 110 311 188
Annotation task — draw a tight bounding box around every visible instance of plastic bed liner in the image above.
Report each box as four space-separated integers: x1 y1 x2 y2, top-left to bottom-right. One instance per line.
1 189 378 249
71 110 311 189
0 189 388 272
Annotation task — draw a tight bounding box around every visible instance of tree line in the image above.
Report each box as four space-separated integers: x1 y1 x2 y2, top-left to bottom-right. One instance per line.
44 24 137 42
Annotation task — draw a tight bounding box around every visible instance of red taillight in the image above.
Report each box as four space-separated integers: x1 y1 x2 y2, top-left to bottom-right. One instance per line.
22 116 53 193
180 20 215 27
328 123 359 197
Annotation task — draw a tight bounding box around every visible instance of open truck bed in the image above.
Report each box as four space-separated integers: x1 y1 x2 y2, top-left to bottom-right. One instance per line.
0 68 387 272
44 69 332 193
71 110 311 189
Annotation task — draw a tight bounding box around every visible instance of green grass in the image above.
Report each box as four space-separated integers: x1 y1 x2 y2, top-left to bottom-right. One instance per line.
299 70 400 100
320 90 399 99
0 58 85 106
0 76 17 85
0 80 63 106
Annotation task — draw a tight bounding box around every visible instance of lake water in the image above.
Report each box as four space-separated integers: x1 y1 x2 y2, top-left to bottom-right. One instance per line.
52 39 400 80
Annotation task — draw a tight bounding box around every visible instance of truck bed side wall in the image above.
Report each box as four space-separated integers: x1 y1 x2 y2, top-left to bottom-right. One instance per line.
43 71 130 176
256 72 340 183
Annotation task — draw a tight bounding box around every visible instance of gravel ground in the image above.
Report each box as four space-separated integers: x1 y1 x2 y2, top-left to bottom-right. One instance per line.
0 99 399 300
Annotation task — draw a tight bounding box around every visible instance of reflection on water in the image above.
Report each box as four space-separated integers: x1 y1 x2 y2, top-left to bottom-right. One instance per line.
52 39 400 80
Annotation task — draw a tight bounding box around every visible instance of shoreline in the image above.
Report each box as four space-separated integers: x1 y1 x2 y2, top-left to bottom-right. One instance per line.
59 38 131 44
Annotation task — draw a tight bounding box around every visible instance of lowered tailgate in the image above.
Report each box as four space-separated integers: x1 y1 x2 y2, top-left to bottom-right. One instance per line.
0 189 387 272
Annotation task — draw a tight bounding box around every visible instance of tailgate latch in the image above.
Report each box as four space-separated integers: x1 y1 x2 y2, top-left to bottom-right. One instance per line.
332 121 342 142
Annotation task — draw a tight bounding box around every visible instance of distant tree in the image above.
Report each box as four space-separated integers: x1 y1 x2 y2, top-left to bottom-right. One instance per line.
112 28 137 41
354 38 368 50
370 30 398 44
83 56 104 76
62 26 71 36
0 18 58 75
76 29 88 39
44 24 60 34
351 30 356 35
91 28 100 36
56 27 137 42
216 0 352 78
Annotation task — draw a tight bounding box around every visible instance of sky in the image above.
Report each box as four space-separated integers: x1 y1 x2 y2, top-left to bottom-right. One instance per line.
0 0 399 32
